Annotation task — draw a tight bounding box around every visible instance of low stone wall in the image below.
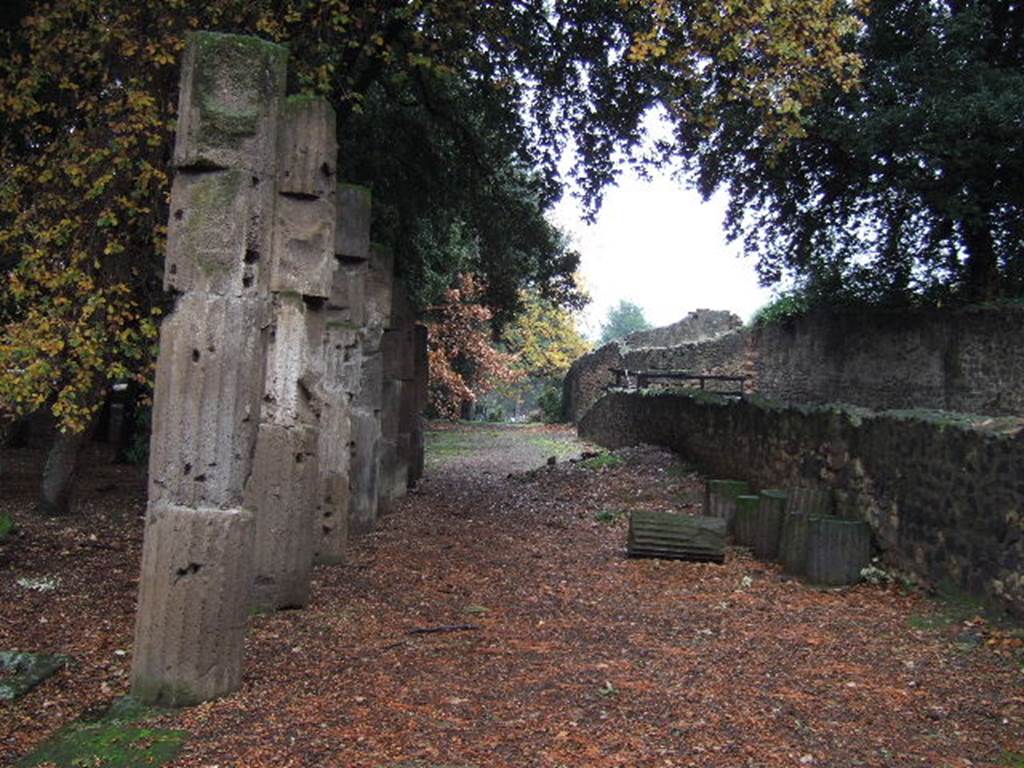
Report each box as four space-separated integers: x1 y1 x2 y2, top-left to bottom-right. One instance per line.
622 328 752 385
753 307 1024 417
622 308 742 348
580 389 1024 615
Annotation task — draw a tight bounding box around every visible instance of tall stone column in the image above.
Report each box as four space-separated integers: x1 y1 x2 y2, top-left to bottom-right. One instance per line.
349 241 393 535
132 32 288 706
380 279 417 511
315 183 371 563
248 96 338 612
409 323 429 486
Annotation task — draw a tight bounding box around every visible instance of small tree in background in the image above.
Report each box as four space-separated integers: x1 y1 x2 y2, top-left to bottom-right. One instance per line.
599 301 652 344
426 274 521 420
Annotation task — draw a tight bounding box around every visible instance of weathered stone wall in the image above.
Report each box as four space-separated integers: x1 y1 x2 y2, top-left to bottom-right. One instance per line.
622 308 742 348
621 328 752 385
566 305 1024 423
752 307 1024 417
580 390 1024 615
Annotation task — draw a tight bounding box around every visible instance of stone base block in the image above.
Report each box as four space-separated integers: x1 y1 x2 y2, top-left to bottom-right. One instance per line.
246 423 317 611
349 408 381 535
148 294 268 509
315 393 351 565
132 503 255 707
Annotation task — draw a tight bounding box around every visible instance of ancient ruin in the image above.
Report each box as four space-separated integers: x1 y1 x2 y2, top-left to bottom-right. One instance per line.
131 32 428 706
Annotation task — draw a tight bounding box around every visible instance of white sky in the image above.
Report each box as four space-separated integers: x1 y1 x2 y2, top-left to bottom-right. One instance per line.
551 165 776 341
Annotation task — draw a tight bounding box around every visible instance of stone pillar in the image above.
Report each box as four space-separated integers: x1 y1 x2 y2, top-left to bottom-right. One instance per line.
380 279 418 510
409 323 429 486
349 239 392 535
315 183 370 563
248 95 337 612
132 32 287 706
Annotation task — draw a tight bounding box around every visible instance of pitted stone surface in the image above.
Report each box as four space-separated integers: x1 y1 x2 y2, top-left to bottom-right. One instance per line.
148 294 268 509
247 423 318 611
132 503 255 707
262 293 325 428
315 391 351 564
365 243 394 332
348 408 381 535
277 96 337 198
327 260 368 327
270 195 336 299
324 323 362 397
335 184 372 261
165 169 274 296
174 32 287 174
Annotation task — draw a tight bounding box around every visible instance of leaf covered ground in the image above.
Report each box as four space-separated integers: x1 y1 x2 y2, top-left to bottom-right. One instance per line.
2 423 1023 767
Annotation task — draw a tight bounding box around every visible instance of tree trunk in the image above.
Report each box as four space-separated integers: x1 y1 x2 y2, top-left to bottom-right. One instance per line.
38 421 95 516
962 212 999 302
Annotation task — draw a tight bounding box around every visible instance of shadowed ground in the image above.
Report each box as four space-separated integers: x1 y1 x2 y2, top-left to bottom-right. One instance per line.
1 423 1022 767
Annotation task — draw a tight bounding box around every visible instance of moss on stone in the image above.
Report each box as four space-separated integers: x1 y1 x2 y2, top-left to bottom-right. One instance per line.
0 651 69 701
189 32 288 147
185 170 244 277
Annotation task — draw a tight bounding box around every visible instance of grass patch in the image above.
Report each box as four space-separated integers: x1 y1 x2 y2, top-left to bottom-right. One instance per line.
0 513 14 540
1003 753 1024 768
580 453 625 471
17 696 185 768
594 509 628 524
666 462 696 479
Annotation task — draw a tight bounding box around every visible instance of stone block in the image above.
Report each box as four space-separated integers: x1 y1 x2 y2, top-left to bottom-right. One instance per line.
165 169 274 296
269 195 336 299
381 380 404 440
277 96 337 199
335 184 371 260
323 322 362 397
388 278 416 331
315 391 351 565
246 423 317 611
148 294 268 509
382 327 416 381
408 416 425 487
376 438 400 515
354 351 383 410
365 243 394 330
348 408 381 535
132 503 255 706
174 32 288 175
327 259 368 327
262 293 325 428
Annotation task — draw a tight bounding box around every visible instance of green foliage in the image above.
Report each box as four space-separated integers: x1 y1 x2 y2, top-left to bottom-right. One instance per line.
536 385 564 424
750 291 811 326
121 405 151 466
599 300 652 344
580 453 626 470
702 0 1024 306
0 0 867 430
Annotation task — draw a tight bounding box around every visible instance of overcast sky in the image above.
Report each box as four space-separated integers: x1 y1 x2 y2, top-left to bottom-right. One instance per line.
550 164 776 341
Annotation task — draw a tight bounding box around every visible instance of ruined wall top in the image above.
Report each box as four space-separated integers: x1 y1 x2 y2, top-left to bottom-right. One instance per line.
622 309 742 350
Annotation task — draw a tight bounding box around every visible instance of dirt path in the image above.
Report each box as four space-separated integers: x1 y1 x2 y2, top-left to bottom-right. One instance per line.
2 424 1023 767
